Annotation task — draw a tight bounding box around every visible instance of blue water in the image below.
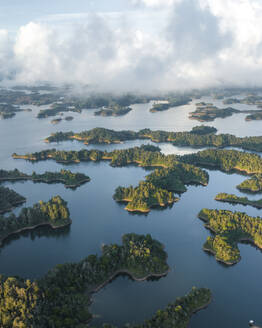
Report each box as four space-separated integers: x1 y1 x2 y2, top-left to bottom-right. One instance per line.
0 97 261 328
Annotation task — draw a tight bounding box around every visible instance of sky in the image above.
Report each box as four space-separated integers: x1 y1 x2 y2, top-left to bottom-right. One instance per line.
1 0 262 92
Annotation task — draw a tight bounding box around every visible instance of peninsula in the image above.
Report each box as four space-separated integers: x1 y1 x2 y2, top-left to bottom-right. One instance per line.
0 168 90 188
215 192 262 209
0 186 26 214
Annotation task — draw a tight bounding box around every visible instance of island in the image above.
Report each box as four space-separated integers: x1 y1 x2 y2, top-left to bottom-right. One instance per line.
37 102 81 118
198 208 262 265
215 192 262 209
189 105 239 122
94 105 132 117
223 95 262 106
50 118 62 124
13 146 209 213
0 186 26 214
149 96 192 112
0 168 90 188
182 149 262 175
189 104 262 122
245 112 262 121
0 233 172 327
114 182 178 212
0 103 25 119
237 175 262 193
0 196 71 247
44 126 262 152
64 116 74 121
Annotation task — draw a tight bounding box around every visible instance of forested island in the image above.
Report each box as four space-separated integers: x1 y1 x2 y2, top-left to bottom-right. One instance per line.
223 95 262 106
94 105 132 117
0 168 90 188
0 103 28 119
0 186 26 214
198 208 262 265
13 146 208 213
237 175 262 193
149 96 191 112
189 104 262 122
114 182 178 212
44 126 262 152
182 149 262 175
0 233 173 327
0 196 71 247
189 105 239 122
215 193 262 209
37 103 81 118
245 112 262 121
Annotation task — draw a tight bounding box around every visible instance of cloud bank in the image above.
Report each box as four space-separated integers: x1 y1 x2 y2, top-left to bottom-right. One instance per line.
2 0 262 92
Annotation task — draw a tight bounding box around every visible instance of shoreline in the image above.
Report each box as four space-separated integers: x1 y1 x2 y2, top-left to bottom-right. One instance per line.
90 268 170 294
0 176 90 188
0 199 26 214
0 220 71 247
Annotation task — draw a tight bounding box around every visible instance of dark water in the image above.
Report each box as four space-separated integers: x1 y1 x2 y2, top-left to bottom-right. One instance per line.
0 98 262 328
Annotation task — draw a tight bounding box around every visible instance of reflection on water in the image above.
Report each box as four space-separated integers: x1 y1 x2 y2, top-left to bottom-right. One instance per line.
0 97 262 327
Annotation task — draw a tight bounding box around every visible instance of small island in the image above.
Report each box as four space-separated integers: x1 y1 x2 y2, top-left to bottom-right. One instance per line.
51 118 62 124
189 105 240 122
198 208 262 265
114 182 178 212
0 168 90 188
0 196 71 247
0 186 26 214
94 105 132 117
37 102 81 118
149 96 191 112
64 116 74 121
245 112 262 121
237 175 262 193
215 192 262 209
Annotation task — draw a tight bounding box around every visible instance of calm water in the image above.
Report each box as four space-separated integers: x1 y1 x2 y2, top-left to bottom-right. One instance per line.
0 97 262 328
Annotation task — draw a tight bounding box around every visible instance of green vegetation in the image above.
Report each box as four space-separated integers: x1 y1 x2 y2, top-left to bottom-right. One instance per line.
182 149 262 175
0 186 26 214
94 105 132 117
114 182 178 212
124 287 211 328
150 96 192 112
13 146 208 213
0 103 24 119
0 233 171 327
0 168 90 188
37 103 81 118
237 175 262 193
215 192 262 209
45 126 262 152
198 208 262 265
223 95 262 106
0 196 71 247
245 112 262 121
189 105 240 122
64 116 74 121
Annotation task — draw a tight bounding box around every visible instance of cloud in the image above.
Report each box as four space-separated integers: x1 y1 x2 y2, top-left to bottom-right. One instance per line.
1 0 262 92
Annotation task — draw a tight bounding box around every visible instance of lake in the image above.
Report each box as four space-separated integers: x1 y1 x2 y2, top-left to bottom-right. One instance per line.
0 96 261 328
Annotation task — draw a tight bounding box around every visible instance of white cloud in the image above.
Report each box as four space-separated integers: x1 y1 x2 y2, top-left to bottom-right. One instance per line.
1 0 262 91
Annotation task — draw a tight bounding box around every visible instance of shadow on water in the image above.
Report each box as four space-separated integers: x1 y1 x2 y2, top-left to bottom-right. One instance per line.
0 224 71 250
